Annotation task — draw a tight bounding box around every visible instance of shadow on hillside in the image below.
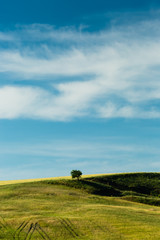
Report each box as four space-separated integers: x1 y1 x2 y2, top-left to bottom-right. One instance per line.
44 172 160 206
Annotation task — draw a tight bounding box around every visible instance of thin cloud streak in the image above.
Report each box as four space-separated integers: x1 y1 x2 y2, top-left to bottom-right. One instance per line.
0 140 159 157
0 139 159 180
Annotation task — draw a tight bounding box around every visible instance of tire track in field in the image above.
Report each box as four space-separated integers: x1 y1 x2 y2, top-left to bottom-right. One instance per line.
14 221 29 240
0 219 51 240
25 223 36 240
58 217 84 238
24 222 51 240
36 223 51 240
0 218 87 240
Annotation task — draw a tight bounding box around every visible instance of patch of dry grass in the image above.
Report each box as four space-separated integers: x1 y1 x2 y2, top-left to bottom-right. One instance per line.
0 172 129 186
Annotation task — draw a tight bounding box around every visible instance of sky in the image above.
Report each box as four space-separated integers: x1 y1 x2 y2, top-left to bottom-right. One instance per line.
1 0 160 180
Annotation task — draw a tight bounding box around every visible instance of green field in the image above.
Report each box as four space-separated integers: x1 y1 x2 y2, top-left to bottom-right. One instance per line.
0 173 160 239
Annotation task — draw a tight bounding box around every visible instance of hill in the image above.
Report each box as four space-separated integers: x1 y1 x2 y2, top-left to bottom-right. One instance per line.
0 172 160 239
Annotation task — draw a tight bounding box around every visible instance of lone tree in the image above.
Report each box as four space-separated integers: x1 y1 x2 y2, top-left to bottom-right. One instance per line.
71 170 82 180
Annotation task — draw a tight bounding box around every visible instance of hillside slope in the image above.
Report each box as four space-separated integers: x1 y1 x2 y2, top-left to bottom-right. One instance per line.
0 173 160 239
44 172 160 206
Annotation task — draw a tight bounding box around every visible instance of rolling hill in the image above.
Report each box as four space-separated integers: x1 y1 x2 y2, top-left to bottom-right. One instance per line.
0 172 160 239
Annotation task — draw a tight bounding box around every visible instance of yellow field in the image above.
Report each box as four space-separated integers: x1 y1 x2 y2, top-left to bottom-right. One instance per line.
0 172 143 186
0 173 113 185
0 176 70 185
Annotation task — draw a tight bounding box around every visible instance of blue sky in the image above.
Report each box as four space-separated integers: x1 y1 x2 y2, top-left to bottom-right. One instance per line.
1 0 160 180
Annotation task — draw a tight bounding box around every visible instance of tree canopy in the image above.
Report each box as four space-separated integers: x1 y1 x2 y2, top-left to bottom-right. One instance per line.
71 170 82 180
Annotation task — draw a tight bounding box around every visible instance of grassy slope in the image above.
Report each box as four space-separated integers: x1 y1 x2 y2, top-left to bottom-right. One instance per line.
0 173 111 186
0 173 160 239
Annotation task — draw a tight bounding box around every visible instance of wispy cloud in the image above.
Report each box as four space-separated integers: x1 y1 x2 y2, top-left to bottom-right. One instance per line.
0 32 15 41
0 138 159 180
1 20 160 120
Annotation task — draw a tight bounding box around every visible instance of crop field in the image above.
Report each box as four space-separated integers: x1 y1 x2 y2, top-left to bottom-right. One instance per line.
0 173 160 239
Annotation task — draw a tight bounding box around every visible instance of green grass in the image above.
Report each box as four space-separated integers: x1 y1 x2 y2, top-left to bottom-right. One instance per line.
0 173 160 239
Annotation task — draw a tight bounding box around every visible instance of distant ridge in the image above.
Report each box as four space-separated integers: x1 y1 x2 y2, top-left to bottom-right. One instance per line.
1 172 158 186
0 173 118 185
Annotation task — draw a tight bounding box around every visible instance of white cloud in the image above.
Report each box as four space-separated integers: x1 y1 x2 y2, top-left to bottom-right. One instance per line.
0 84 98 120
1 20 160 120
0 32 16 41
